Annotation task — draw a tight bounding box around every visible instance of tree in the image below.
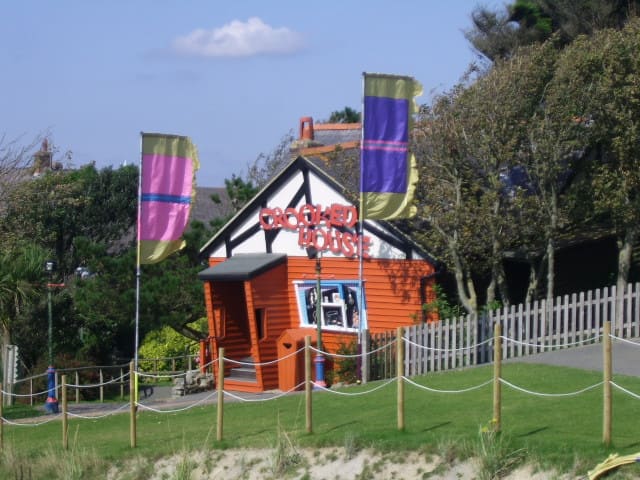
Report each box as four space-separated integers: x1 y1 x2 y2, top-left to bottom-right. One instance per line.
0 242 49 376
465 0 640 61
0 134 43 202
553 19 640 323
414 42 562 313
327 107 361 123
247 131 295 188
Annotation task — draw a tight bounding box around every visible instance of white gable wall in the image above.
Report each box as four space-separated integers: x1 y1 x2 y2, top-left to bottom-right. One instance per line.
206 160 425 261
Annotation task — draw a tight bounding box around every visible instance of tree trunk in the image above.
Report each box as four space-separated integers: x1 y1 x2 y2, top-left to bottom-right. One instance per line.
615 230 636 332
546 237 555 303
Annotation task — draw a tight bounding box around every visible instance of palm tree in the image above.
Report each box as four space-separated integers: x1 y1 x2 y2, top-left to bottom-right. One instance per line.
0 243 48 376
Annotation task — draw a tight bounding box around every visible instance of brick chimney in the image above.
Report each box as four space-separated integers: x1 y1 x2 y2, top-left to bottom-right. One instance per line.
299 117 314 141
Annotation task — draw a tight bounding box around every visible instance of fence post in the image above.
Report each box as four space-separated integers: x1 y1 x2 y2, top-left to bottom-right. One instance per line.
397 327 405 431
75 371 80 404
0 382 3 451
120 368 124 400
30 378 33 407
305 336 312 434
217 348 225 442
129 361 136 448
493 322 502 432
61 374 68 450
603 321 612 446
99 369 104 403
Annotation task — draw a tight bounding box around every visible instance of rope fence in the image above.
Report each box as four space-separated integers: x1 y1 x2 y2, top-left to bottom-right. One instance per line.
0 321 636 451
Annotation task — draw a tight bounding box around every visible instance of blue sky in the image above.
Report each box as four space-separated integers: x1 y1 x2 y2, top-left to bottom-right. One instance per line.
1 1 495 187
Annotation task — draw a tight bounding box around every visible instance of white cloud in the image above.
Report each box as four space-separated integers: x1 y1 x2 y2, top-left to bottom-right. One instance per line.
171 17 305 58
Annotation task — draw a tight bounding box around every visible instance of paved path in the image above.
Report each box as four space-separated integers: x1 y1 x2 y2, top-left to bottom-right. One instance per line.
507 337 640 377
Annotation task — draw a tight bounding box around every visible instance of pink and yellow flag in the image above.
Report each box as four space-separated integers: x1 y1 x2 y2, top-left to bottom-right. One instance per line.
138 133 199 264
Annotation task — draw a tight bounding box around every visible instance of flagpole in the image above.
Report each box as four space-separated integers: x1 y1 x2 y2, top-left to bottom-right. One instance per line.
134 132 143 371
358 73 367 381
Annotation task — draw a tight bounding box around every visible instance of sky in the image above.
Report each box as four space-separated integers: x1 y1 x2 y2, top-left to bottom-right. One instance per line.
1 1 495 187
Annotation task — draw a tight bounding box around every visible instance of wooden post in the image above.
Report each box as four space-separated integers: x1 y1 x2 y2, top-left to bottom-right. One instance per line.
397 327 405 431
216 348 225 442
129 362 136 448
61 375 68 450
305 336 312 434
99 369 104 403
172 358 176 373
603 321 612 446
75 371 80 404
0 383 3 451
493 322 502 432
29 378 33 406
120 368 124 400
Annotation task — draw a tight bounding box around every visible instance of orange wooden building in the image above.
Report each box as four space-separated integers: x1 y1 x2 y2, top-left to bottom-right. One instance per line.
197 155 439 392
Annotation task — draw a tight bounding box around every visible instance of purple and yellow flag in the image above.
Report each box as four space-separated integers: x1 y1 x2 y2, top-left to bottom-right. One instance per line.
360 73 422 220
138 133 199 264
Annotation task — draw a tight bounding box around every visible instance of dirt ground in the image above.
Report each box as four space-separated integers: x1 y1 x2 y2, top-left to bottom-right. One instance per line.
109 447 582 479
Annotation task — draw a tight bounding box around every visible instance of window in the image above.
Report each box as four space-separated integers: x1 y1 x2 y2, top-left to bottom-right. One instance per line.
254 308 267 341
294 281 365 331
212 304 225 338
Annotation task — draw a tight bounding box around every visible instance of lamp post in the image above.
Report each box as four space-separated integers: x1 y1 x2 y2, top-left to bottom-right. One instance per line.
44 260 58 414
307 247 326 388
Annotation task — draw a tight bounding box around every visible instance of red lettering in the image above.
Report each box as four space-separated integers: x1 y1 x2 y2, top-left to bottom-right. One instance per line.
282 207 299 230
358 235 372 259
259 208 276 230
298 204 315 227
341 232 355 257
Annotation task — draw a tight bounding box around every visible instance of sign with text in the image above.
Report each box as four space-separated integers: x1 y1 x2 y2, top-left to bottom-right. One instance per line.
259 203 371 258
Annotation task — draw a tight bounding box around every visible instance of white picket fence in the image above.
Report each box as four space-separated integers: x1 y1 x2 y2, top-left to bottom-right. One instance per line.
402 282 640 377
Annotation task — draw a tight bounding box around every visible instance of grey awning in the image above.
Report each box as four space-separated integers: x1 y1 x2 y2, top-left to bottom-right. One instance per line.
198 253 287 281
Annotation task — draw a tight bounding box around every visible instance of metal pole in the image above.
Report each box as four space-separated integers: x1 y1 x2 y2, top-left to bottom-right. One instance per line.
314 254 326 388
316 256 322 351
47 280 53 366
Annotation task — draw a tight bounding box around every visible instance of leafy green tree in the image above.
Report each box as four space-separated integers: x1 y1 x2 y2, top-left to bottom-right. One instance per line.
0 242 49 376
465 0 640 61
553 19 640 319
328 107 361 123
138 319 205 371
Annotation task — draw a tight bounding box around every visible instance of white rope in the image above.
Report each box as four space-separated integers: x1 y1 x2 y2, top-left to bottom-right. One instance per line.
402 336 494 352
312 340 397 359
611 381 640 400
136 371 186 380
136 391 217 413
312 378 396 396
609 335 640 347
1 388 51 398
224 347 304 367
403 376 493 394
1 413 61 426
67 403 130 419
499 378 603 397
223 382 306 402
66 372 130 389
501 334 602 349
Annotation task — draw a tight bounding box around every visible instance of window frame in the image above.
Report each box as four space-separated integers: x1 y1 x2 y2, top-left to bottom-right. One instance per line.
293 280 366 332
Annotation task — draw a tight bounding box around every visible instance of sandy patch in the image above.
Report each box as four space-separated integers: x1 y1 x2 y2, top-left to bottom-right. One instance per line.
109 447 574 479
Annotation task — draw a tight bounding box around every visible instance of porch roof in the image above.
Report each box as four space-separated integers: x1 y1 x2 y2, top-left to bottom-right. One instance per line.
197 253 287 281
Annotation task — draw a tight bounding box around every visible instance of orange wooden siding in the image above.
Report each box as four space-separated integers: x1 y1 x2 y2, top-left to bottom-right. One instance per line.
244 262 292 390
202 255 436 392
285 256 436 332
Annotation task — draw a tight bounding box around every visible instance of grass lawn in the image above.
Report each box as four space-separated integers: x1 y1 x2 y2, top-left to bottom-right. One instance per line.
2 362 640 478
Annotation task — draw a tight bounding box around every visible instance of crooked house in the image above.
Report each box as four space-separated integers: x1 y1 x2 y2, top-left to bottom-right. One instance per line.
197 118 440 393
